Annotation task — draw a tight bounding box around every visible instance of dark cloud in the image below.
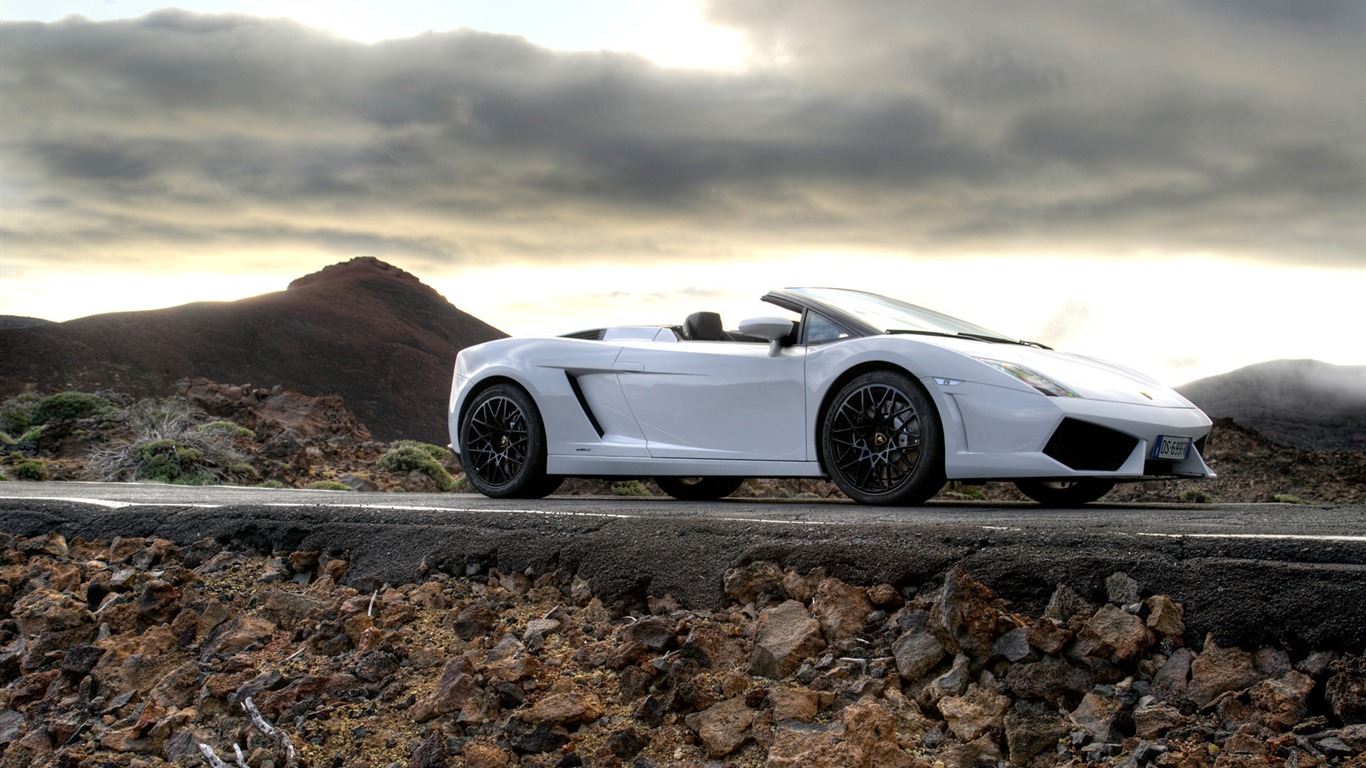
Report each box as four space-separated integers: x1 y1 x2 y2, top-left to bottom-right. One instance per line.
1 3 1361 273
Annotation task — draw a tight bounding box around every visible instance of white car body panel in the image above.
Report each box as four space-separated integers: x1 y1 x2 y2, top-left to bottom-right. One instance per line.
449 288 1215 494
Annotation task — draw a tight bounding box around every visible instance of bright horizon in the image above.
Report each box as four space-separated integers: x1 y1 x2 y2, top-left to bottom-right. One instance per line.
2 2 1363 387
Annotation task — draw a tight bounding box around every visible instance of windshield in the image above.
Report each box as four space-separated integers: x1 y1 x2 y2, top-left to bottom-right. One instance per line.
789 287 1016 342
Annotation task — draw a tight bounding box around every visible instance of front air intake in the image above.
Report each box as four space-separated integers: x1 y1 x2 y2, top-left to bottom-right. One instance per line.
1043 418 1138 472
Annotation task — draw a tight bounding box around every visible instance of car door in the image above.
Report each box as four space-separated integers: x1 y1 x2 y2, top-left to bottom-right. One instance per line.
614 339 807 461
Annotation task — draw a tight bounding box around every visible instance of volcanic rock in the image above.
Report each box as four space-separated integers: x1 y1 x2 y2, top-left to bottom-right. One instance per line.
812 576 874 644
749 600 825 679
1189 636 1264 708
684 695 756 757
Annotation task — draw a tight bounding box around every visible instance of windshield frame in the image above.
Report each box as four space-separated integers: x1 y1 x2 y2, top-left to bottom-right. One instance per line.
764 287 1018 344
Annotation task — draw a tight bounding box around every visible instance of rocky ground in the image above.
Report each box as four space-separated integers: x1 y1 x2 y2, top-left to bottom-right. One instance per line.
1 531 1363 768
3 380 1364 505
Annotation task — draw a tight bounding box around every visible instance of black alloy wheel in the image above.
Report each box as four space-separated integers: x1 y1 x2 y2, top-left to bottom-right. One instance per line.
821 370 944 506
655 476 745 501
1014 479 1116 507
459 383 559 498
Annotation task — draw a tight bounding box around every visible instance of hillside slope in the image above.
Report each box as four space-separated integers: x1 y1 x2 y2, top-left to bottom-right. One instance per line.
1178 359 1366 451
0 258 504 442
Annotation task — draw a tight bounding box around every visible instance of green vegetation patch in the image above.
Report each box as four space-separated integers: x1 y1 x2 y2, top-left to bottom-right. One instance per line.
32 392 112 424
307 480 353 491
610 480 651 497
389 440 453 460
379 444 455 491
133 439 215 485
13 459 48 481
198 421 256 440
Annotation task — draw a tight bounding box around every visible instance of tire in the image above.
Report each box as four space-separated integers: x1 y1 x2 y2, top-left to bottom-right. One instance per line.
656 476 745 501
1015 479 1116 507
459 383 557 499
821 370 944 506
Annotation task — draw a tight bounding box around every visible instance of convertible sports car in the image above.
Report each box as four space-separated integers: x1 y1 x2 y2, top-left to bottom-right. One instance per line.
448 287 1214 506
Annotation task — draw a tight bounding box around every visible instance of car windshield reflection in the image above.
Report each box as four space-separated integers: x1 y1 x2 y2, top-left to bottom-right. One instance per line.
788 287 1016 342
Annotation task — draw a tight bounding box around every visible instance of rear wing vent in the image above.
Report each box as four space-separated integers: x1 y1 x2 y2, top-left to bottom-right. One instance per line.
561 329 606 341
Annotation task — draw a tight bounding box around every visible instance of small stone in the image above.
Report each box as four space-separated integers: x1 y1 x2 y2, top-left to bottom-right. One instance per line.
1246 671 1314 730
450 602 497 640
1044 583 1093 626
865 583 902 608
1133 700 1189 739
1071 692 1125 744
616 616 675 651
520 692 605 725
992 626 1031 662
410 657 480 723
722 561 784 605
680 624 746 669
1325 655 1366 723
684 696 755 758
522 617 561 645
940 684 1011 742
769 687 820 722
1026 617 1069 655
1005 656 1092 709
1106 572 1141 605
748 600 825 679
508 722 569 755
892 629 945 681
606 728 648 759
922 652 972 705
1189 635 1263 708
1145 595 1185 639
1005 700 1071 765
1151 647 1195 708
22 532 68 557
930 567 1001 661
812 577 873 643
201 614 276 660
1073 604 1152 663
136 579 182 625
782 567 826 604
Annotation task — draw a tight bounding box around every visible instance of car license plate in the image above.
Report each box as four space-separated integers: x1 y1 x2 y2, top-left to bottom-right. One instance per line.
1152 435 1192 460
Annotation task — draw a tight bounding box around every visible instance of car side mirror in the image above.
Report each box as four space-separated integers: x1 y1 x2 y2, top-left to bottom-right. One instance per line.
739 317 795 356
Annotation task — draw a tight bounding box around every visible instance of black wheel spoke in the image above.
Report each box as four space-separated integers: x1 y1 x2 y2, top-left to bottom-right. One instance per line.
828 381 927 497
466 395 531 487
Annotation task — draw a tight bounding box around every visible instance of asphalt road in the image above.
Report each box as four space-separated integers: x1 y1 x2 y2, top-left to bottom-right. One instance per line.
2 482 1364 651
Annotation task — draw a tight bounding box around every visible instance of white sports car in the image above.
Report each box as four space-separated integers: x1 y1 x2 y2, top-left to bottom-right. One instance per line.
448 288 1214 506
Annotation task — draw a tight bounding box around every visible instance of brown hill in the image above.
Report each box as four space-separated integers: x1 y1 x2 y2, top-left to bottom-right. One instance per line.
0 257 505 443
1177 359 1366 451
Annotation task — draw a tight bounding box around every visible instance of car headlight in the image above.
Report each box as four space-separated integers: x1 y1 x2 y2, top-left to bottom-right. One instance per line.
974 358 1081 398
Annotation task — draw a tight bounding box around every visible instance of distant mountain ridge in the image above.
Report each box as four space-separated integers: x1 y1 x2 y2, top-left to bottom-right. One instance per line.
0 257 505 443
1178 359 1366 451
0 316 55 330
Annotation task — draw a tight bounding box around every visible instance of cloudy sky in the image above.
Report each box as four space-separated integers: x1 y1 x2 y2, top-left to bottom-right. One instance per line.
1 0 1363 386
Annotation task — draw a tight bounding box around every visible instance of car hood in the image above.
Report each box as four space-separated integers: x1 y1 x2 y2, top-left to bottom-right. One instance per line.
967 345 1195 408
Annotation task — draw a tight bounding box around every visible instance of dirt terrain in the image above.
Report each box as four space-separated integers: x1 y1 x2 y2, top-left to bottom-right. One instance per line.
2 531 1363 768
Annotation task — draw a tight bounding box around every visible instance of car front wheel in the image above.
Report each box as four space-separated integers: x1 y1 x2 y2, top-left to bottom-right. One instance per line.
459 383 558 498
656 476 745 501
1014 479 1116 507
821 370 944 506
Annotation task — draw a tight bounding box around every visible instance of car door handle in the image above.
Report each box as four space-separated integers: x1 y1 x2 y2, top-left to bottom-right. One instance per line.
612 362 645 373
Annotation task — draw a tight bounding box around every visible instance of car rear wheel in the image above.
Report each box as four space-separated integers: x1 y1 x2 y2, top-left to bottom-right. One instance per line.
821 370 944 506
459 383 558 499
1014 479 1116 507
656 476 745 501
